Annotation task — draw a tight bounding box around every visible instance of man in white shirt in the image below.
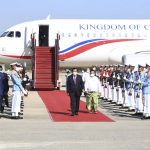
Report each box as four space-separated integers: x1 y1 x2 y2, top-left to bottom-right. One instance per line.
84 70 101 113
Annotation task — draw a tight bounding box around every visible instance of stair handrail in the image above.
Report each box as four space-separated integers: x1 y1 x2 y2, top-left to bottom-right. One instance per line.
54 33 60 87
31 33 36 87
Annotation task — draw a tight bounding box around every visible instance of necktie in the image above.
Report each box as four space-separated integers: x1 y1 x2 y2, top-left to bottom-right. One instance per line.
73 75 76 84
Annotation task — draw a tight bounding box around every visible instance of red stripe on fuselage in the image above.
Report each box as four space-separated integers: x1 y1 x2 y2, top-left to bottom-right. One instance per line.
59 39 142 60
0 54 32 59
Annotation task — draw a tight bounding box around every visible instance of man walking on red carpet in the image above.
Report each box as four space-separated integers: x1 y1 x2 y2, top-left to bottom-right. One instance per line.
67 68 84 116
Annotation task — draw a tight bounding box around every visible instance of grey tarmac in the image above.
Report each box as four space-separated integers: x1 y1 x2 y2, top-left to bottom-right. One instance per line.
0 90 150 150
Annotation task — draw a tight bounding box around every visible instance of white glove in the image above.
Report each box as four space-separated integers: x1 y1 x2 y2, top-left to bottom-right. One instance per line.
22 89 28 96
23 77 27 81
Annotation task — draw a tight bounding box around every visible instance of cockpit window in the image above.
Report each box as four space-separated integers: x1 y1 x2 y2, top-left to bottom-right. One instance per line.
0 31 21 38
0 31 9 37
15 31 21 37
7 31 14 37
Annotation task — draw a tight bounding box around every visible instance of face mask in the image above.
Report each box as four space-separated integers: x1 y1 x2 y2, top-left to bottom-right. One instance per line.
90 74 95 77
16 67 23 72
87 69 90 73
15 67 20 72
73 72 77 75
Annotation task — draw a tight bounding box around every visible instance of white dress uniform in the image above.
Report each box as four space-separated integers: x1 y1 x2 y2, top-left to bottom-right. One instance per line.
10 70 27 117
134 71 144 113
116 75 123 105
126 70 136 110
112 73 117 103
142 71 150 118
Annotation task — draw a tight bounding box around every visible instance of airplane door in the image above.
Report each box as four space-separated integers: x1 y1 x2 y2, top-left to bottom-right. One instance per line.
39 25 49 46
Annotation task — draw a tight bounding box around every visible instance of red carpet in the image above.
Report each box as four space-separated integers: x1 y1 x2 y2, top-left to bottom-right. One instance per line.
38 90 114 122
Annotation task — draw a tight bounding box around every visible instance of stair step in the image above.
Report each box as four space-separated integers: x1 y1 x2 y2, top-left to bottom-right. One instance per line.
35 80 55 83
35 69 54 73
35 52 51 55
36 52 53 57
34 83 55 89
35 59 52 63
35 66 54 69
36 70 55 75
35 56 52 62
35 50 54 53
36 65 53 68
35 75 55 79
35 80 54 83
36 51 53 54
35 74 54 78
36 64 53 67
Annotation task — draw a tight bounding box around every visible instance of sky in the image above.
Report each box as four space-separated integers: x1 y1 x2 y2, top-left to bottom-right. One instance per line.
0 0 150 34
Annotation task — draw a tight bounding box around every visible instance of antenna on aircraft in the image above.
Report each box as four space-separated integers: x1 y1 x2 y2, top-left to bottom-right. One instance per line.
46 14 51 20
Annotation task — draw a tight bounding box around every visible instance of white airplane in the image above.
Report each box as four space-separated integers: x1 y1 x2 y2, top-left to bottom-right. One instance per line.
1 19 150 67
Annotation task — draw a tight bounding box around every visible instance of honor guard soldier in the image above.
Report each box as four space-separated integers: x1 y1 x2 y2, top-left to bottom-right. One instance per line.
133 64 144 115
99 65 104 98
126 64 136 111
110 64 118 103
102 66 108 100
121 65 129 107
116 65 124 105
107 65 113 101
10 62 28 119
142 64 150 119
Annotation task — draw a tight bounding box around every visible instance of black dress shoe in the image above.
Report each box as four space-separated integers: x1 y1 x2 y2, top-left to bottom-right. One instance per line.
132 113 139 116
141 116 148 120
18 116 23 119
126 109 135 112
11 116 17 119
71 114 75 116
133 113 143 116
18 112 23 115
75 113 78 115
11 116 23 119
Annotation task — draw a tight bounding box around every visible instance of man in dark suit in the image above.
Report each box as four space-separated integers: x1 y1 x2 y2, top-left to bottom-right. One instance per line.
0 65 4 117
67 68 84 116
3 72 9 107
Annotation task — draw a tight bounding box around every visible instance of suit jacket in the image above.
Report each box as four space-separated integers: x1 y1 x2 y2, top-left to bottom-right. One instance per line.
11 70 24 92
3 73 9 93
67 74 84 96
0 72 4 95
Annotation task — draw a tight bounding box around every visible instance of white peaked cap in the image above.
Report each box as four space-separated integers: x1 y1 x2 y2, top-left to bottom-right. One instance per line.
10 62 18 66
138 63 146 67
129 63 136 67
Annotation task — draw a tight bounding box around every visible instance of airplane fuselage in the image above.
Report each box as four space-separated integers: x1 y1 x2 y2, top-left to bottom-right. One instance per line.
1 19 150 67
